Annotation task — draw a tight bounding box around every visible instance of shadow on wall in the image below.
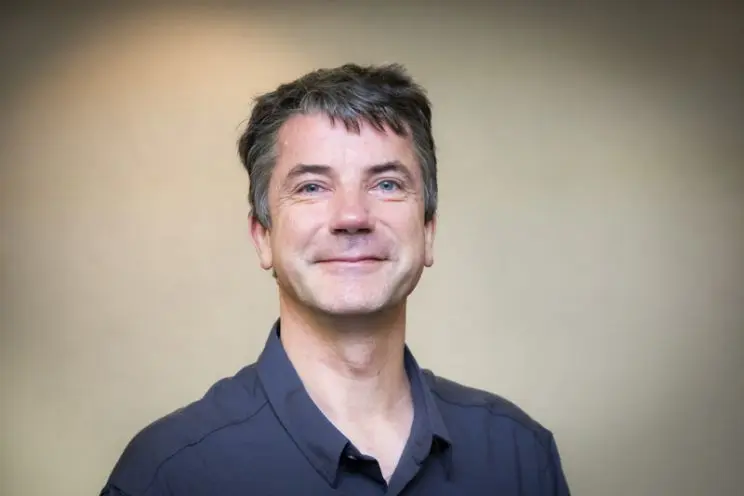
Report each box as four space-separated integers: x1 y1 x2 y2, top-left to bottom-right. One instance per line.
1 1 743 111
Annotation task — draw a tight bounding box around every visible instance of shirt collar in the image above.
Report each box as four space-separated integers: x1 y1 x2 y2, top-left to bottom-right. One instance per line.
256 320 452 486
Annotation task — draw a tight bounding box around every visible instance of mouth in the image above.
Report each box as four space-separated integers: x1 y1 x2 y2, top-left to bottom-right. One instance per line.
314 256 388 269
317 257 385 264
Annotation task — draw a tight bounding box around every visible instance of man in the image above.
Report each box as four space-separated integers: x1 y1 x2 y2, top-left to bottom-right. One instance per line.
100 63 570 495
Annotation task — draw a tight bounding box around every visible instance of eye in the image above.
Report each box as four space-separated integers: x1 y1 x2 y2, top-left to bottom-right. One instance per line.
375 180 401 192
297 183 325 194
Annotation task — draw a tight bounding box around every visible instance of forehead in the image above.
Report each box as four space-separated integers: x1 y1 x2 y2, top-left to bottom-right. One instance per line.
274 113 417 173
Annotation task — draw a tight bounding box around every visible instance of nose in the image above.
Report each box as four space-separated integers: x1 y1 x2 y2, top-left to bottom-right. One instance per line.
328 187 374 234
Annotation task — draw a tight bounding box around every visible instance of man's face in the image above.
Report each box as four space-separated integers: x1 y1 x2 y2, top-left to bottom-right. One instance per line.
250 112 435 316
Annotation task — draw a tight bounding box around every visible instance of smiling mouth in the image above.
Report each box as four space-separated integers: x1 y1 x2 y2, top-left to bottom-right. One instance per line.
317 257 385 264
314 257 388 269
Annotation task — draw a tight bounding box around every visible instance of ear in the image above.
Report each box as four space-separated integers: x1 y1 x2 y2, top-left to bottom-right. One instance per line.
250 215 273 271
424 214 436 267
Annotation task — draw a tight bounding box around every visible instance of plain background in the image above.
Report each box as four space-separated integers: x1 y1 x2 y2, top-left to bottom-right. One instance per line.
1 2 743 495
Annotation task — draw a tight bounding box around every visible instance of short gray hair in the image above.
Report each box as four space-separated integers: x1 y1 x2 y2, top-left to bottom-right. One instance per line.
237 63 438 228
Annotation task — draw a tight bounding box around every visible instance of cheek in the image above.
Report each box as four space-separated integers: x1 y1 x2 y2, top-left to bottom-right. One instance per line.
272 211 320 254
392 217 427 251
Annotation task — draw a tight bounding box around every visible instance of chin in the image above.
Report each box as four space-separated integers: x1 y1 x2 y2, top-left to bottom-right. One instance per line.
313 295 393 316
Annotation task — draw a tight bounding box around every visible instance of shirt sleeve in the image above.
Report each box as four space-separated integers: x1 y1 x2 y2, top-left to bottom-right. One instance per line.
543 434 571 496
99 483 131 496
99 481 169 496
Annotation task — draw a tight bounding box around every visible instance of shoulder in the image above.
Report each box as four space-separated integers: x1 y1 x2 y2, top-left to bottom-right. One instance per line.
422 369 555 448
422 370 571 491
103 364 266 495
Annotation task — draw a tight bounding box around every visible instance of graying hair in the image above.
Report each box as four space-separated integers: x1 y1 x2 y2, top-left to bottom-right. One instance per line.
237 63 438 228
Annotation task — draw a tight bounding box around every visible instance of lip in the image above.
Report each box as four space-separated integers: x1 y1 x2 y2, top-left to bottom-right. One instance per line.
316 257 385 264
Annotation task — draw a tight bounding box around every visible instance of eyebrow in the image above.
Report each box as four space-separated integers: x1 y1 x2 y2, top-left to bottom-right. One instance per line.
283 164 334 184
367 161 415 183
282 160 415 186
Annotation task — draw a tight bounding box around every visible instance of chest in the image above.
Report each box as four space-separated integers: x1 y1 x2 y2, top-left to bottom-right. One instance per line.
168 440 541 496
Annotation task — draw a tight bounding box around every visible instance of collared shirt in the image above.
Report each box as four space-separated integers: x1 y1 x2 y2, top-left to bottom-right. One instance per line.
101 322 570 495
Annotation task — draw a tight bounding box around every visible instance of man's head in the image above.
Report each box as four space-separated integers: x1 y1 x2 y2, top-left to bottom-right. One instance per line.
238 63 438 317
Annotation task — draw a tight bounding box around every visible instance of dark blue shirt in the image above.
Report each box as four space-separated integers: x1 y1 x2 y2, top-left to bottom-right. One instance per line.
101 322 570 495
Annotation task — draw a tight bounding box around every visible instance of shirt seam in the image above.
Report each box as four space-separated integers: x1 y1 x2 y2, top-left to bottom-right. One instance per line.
139 399 270 495
430 389 554 453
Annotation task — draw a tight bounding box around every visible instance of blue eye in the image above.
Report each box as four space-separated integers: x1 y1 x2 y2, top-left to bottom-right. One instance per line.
376 180 400 192
299 183 323 194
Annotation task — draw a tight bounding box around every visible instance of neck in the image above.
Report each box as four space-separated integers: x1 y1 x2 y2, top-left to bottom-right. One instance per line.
277 296 410 422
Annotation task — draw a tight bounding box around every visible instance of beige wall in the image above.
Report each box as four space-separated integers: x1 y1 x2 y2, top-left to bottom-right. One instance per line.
2 2 743 495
